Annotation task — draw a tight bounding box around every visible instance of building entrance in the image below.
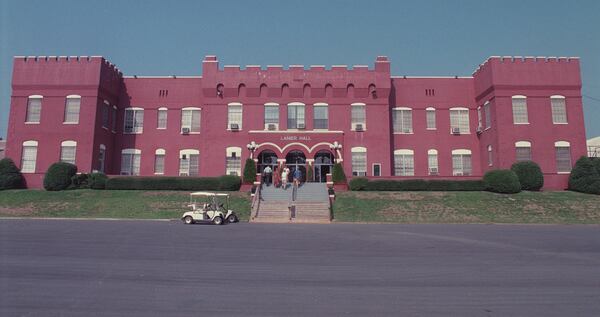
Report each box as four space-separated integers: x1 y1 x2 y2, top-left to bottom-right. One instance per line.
285 150 306 182
257 150 278 174
314 150 334 183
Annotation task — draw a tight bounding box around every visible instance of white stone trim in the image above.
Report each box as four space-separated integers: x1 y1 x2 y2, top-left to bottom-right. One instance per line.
515 141 531 147
554 141 570 147
155 148 165 155
452 149 471 155
179 149 199 157
351 146 367 153
61 140 77 147
23 140 38 146
122 148 141 155
427 149 438 155
394 149 414 155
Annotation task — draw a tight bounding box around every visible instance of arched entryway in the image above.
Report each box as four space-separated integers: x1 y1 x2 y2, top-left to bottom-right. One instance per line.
314 150 334 183
257 150 278 174
285 150 306 182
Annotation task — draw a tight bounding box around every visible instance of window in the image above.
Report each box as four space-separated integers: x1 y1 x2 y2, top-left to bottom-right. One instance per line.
179 149 200 176
121 149 141 175
351 147 367 176
512 96 529 124
313 103 329 129
393 107 413 133
21 140 38 173
287 103 305 129
452 149 472 176
60 140 77 165
26 95 42 123
98 144 106 173
426 107 436 130
154 149 165 174
449 108 470 133
102 100 110 128
477 106 482 130
394 149 414 176
111 106 117 132
181 107 201 133
484 102 491 129
551 95 567 124
428 149 439 175
351 103 366 130
264 103 279 129
226 147 242 176
227 103 243 130
487 145 493 166
157 107 168 129
555 141 571 173
372 163 381 177
64 95 81 124
515 141 532 162
124 108 144 133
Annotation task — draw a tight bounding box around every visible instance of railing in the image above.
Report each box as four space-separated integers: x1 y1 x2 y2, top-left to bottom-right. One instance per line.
250 173 262 220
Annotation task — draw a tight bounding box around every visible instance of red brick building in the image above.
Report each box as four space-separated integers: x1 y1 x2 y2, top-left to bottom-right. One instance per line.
5 55 588 189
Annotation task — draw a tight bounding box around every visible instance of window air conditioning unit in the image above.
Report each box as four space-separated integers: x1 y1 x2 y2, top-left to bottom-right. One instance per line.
267 123 277 131
230 123 240 130
179 172 189 176
297 123 306 129
181 127 190 134
355 124 364 131
452 127 461 134
429 168 439 175
403 128 411 133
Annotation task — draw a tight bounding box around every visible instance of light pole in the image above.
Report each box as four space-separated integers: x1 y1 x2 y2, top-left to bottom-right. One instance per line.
329 141 342 163
246 141 257 159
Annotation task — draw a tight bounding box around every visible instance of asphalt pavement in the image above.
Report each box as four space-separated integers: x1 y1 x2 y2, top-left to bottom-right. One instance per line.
1 219 599 316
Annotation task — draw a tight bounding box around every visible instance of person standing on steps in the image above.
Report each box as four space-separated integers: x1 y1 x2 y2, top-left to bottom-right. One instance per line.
281 166 289 190
293 168 302 188
263 165 272 186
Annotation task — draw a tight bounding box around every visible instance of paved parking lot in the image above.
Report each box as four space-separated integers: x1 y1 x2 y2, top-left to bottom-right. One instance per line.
1 219 599 316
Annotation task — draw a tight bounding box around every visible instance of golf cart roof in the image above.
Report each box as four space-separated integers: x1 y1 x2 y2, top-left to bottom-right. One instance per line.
189 192 230 197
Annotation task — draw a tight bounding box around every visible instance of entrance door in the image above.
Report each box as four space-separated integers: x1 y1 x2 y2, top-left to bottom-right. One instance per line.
257 150 278 174
285 150 306 182
314 150 333 183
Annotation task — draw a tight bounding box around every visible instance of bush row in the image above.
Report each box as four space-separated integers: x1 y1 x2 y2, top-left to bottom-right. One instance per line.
0 158 24 190
105 175 241 191
568 157 600 195
349 178 485 191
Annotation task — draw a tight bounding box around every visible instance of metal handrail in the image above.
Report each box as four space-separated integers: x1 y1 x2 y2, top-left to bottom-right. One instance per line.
250 183 262 220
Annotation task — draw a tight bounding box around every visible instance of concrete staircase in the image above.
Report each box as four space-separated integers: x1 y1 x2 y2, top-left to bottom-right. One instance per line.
252 182 331 223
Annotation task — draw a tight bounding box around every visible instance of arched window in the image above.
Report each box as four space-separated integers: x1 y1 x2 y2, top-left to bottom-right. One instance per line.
226 147 242 176
393 107 413 133
351 103 366 131
368 84 376 98
121 149 141 175
64 95 81 124
227 103 243 130
426 107 436 130
154 148 165 174
60 140 77 165
351 147 367 176
287 102 305 129
281 84 289 98
428 149 438 175
313 103 328 129
394 149 414 176
181 107 201 133
346 84 355 98
515 141 532 161
157 107 168 129
179 149 200 176
451 149 472 176
124 107 144 134
550 95 567 124
487 145 493 166
21 140 38 173
26 95 43 123
554 141 571 173
449 107 470 134
511 95 528 124
264 102 280 130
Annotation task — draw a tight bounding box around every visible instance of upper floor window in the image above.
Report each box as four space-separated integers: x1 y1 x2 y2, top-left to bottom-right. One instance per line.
393 108 413 133
154 148 165 174
264 103 279 130
26 95 42 123
21 140 38 173
227 103 242 130
157 107 168 129
226 147 242 176
287 103 305 129
394 149 414 176
426 107 436 130
477 106 482 130
512 96 529 124
60 140 77 165
351 103 366 131
179 149 200 176
452 149 472 176
555 141 571 173
120 149 141 175
551 95 567 124
102 100 110 128
351 147 367 176
484 102 491 129
124 108 144 134
313 103 329 130
181 107 201 133
428 149 439 175
449 107 470 134
515 141 532 162
64 95 81 124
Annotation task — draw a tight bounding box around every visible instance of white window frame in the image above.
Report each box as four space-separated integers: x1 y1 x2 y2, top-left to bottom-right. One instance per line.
428 149 439 175
225 147 242 176
393 107 413 134
515 141 532 162
449 107 470 134
179 149 200 176
426 107 436 130
64 95 81 124
313 103 329 130
25 95 43 124
227 103 243 130
555 141 572 173
451 149 472 176
484 101 491 129
181 107 201 133
120 149 141 176
394 149 415 176
157 107 168 130
154 148 165 175
351 147 367 176
351 103 366 131
477 106 482 130
372 163 381 177
551 95 568 124
21 140 38 173
264 102 280 130
511 95 529 124
60 140 77 165
124 107 144 134
287 102 305 130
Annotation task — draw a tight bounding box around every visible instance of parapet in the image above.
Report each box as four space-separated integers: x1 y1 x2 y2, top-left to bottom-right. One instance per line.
472 55 580 76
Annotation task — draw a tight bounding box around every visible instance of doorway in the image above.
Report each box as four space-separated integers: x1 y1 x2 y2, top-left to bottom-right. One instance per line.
285 150 306 182
314 150 333 183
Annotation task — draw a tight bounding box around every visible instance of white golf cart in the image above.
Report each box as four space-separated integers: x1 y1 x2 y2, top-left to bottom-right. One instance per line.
181 192 239 225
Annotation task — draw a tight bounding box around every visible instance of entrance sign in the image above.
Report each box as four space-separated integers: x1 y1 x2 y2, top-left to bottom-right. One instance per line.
280 136 312 141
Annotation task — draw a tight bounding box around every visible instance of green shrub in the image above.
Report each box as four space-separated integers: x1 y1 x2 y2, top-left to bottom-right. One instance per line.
569 156 600 195
483 169 521 194
43 162 77 191
349 177 369 191
105 175 241 191
0 158 24 190
332 163 346 184
89 172 108 189
591 157 600 174
243 158 256 184
511 161 544 191
70 173 90 189
349 179 485 191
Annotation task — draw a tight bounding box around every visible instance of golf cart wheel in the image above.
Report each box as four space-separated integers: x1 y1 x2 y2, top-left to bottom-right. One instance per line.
183 216 194 225
213 216 223 225
227 214 238 223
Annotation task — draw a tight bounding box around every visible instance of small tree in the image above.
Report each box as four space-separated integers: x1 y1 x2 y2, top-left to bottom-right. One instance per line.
0 158 24 190
483 169 521 194
332 163 346 184
243 158 257 184
43 162 77 191
569 156 600 195
511 161 544 191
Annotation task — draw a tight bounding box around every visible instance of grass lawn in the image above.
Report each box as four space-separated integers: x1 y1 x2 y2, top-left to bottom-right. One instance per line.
0 190 252 221
333 191 600 224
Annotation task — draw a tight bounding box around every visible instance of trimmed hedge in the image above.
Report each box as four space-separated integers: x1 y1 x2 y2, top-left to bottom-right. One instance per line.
569 156 600 195
243 158 256 184
89 172 108 189
511 161 544 191
105 175 242 191
483 169 521 194
348 178 485 191
0 158 24 190
44 162 77 191
332 163 346 184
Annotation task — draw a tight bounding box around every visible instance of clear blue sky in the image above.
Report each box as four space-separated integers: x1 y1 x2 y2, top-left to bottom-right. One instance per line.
1 0 599 138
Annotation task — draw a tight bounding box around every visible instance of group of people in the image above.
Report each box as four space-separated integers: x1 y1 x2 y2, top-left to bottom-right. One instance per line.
262 165 302 190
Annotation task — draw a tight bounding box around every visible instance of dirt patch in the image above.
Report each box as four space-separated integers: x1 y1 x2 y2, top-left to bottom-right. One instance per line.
0 204 36 216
